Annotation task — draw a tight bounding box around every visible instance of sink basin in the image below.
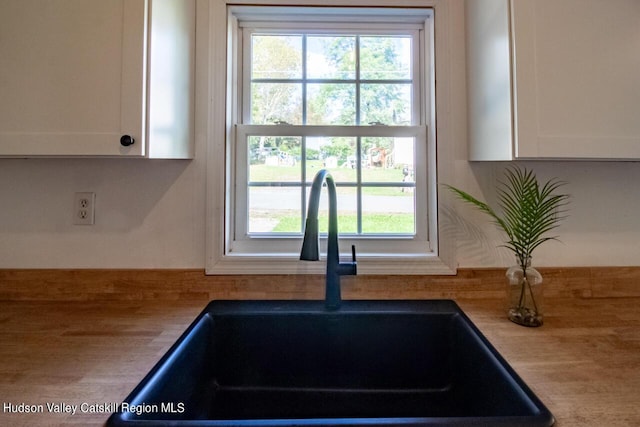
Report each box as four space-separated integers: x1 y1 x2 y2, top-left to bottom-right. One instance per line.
107 300 554 426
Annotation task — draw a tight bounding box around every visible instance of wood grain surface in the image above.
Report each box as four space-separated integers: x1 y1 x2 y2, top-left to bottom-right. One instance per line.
1 267 640 302
1 269 639 426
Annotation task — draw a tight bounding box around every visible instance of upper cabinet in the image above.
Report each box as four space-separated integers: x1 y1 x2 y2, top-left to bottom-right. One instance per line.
467 0 640 160
0 0 195 158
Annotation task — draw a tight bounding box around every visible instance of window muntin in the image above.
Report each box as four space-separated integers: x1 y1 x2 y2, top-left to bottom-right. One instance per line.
238 27 424 240
247 33 415 126
245 135 417 236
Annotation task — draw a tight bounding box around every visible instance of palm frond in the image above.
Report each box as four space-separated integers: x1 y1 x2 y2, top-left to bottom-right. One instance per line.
444 166 570 267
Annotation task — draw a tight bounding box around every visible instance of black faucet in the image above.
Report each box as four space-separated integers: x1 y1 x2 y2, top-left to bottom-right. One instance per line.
300 169 357 311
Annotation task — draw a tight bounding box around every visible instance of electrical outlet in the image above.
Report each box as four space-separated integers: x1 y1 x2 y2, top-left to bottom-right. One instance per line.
73 192 95 225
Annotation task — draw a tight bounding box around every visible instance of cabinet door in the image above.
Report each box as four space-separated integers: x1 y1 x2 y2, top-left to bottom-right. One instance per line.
512 0 640 159
0 0 146 156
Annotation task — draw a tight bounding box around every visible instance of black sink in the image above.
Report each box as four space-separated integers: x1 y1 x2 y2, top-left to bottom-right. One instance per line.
107 300 554 426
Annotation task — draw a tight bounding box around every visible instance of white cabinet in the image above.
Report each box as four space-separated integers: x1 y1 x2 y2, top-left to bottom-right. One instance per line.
0 0 194 158
467 0 640 160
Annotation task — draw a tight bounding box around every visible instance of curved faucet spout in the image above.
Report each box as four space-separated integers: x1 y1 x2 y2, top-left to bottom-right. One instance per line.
300 169 357 311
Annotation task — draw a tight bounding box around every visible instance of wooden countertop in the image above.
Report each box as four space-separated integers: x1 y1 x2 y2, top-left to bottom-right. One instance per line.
1 295 638 427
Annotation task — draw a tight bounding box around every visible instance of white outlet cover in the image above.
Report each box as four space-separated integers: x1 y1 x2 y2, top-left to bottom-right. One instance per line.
73 192 95 225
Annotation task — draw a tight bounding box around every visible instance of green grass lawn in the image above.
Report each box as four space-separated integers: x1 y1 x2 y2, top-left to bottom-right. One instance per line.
271 213 415 234
250 160 410 182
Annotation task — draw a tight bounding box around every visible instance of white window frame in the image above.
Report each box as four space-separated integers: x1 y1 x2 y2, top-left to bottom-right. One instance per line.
205 0 457 275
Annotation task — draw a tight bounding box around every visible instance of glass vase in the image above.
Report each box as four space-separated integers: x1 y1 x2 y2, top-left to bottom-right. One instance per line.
506 258 543 327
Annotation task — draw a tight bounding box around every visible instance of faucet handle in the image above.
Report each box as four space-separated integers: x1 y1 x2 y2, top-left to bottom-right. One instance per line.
337 245 357 277
350 245 357 275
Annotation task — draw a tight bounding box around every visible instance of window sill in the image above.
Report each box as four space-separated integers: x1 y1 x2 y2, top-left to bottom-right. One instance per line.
206 253 456 275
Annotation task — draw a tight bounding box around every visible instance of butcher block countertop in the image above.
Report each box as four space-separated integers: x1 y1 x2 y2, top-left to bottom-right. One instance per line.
0 269 639 426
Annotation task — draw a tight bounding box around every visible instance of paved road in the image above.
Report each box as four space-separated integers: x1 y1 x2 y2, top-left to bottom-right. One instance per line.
249 188 414 213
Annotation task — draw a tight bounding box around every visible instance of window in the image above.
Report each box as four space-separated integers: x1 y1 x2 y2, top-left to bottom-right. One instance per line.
207 3 455 274
238 26 425 233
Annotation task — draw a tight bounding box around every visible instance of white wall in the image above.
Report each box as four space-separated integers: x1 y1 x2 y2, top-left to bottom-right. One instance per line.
0 157 205 268
449 161 640 268
1 0 639 270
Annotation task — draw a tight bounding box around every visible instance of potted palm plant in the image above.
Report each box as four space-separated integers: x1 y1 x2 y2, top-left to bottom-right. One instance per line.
445 166 569 327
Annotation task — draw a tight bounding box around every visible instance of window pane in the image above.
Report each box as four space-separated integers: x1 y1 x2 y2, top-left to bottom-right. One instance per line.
249 136 301 182
252 35 302 79
393 137 415 184
305 186 358 234
362 137 415 182
307 36 356 80
307 83 356 125
360 83 412 125
361 187 415 234
306 137 357 182
360 36 412 80
249 187 302 233
251 83 302 124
